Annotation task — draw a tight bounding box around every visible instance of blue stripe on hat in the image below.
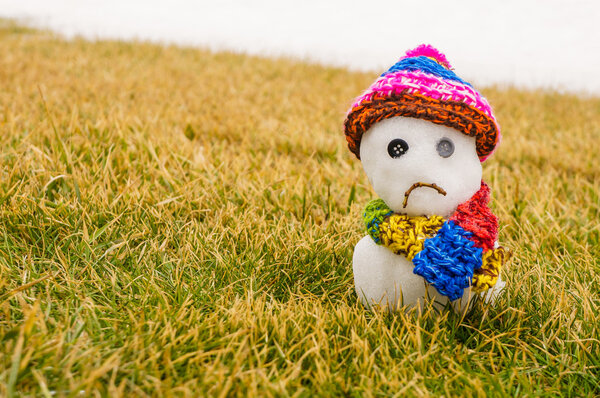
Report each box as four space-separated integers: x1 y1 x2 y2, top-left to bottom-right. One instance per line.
382 56 472 87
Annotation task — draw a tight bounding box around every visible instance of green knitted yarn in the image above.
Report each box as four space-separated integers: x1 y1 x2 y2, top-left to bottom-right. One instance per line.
362 199 393 243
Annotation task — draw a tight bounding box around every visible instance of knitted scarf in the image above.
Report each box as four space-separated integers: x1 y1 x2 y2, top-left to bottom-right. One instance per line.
363 182 508 301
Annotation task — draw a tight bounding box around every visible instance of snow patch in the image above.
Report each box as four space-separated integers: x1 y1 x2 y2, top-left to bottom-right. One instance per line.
1 0 599 95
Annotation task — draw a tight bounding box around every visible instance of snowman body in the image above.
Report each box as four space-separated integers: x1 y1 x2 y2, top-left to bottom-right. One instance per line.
352 117 496 311
353 236 472 311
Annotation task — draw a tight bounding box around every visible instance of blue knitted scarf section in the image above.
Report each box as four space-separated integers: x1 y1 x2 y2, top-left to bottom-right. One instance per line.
412 221 483 301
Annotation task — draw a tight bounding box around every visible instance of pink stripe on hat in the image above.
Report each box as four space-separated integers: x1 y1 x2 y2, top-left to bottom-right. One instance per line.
350 70 496 123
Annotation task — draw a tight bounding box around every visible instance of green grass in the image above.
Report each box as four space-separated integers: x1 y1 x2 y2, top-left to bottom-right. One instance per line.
0 21 599 397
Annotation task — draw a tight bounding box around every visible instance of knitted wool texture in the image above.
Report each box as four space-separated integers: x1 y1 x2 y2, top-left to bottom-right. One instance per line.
362 183 508 301
344 44 501 161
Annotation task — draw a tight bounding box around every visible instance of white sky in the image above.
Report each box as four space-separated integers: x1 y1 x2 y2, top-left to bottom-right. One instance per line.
1 0 599 95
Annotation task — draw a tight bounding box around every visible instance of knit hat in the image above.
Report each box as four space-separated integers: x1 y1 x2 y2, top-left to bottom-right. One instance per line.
344 44 500 161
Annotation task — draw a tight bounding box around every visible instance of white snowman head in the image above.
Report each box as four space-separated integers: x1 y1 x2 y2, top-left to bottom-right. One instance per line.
360 117 481 217
343 44 501 216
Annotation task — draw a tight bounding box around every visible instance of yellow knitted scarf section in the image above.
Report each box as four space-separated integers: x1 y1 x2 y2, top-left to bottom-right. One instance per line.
378 214 444 260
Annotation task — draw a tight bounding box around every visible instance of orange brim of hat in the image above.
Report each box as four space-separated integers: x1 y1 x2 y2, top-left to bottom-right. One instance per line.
344 91 499 161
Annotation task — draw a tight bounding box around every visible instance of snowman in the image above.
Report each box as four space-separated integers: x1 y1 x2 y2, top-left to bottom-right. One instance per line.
343 45 508 312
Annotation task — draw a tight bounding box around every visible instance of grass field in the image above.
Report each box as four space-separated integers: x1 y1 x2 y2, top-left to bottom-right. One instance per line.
0 20 599 396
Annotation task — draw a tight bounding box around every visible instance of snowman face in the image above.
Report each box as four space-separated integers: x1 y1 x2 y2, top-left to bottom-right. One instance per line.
360 117 482 217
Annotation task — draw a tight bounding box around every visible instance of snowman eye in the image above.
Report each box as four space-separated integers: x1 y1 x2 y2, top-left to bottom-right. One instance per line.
387 139 409 158
436 138 455 158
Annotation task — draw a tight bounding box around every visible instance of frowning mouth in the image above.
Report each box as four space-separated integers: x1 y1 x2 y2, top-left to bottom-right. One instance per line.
402 182 447 208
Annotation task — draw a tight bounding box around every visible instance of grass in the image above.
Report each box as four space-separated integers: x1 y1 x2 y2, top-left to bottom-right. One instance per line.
0 20 599 396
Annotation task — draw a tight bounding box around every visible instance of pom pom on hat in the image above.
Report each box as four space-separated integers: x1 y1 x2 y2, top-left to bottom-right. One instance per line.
400 44 453 69
344 44 500 162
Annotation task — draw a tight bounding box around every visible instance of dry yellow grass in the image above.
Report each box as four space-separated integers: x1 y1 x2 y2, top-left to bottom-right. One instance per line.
0 20 599 396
